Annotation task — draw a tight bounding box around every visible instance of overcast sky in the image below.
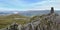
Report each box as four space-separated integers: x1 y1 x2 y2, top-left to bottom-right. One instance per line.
0 0 60 11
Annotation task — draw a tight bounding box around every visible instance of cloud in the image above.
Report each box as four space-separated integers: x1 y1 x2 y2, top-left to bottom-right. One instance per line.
27 0 60 10
0 0 60 11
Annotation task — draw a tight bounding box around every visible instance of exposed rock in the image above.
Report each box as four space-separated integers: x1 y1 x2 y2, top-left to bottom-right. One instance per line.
1 7 60 30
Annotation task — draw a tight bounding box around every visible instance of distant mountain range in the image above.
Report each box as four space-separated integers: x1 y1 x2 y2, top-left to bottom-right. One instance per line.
0 10 60 16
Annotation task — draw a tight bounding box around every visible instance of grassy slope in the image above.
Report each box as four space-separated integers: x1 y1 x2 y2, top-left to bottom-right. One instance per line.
0 14 29 29
0 14 43 29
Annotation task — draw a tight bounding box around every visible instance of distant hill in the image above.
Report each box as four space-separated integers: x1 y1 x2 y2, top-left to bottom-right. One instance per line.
5 14 27 18
0 10 60 16
0 14 28 20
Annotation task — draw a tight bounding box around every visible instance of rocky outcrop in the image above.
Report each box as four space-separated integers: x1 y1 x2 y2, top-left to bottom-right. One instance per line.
6 13 59 30
1 7 60 30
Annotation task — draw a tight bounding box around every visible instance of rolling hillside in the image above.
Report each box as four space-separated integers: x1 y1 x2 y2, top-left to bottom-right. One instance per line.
0 14 29 29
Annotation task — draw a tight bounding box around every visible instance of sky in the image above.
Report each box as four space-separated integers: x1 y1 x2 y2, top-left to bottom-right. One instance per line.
0 0 60 11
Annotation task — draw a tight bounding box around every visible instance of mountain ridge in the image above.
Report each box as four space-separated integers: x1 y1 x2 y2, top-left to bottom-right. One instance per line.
0 10 60 16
